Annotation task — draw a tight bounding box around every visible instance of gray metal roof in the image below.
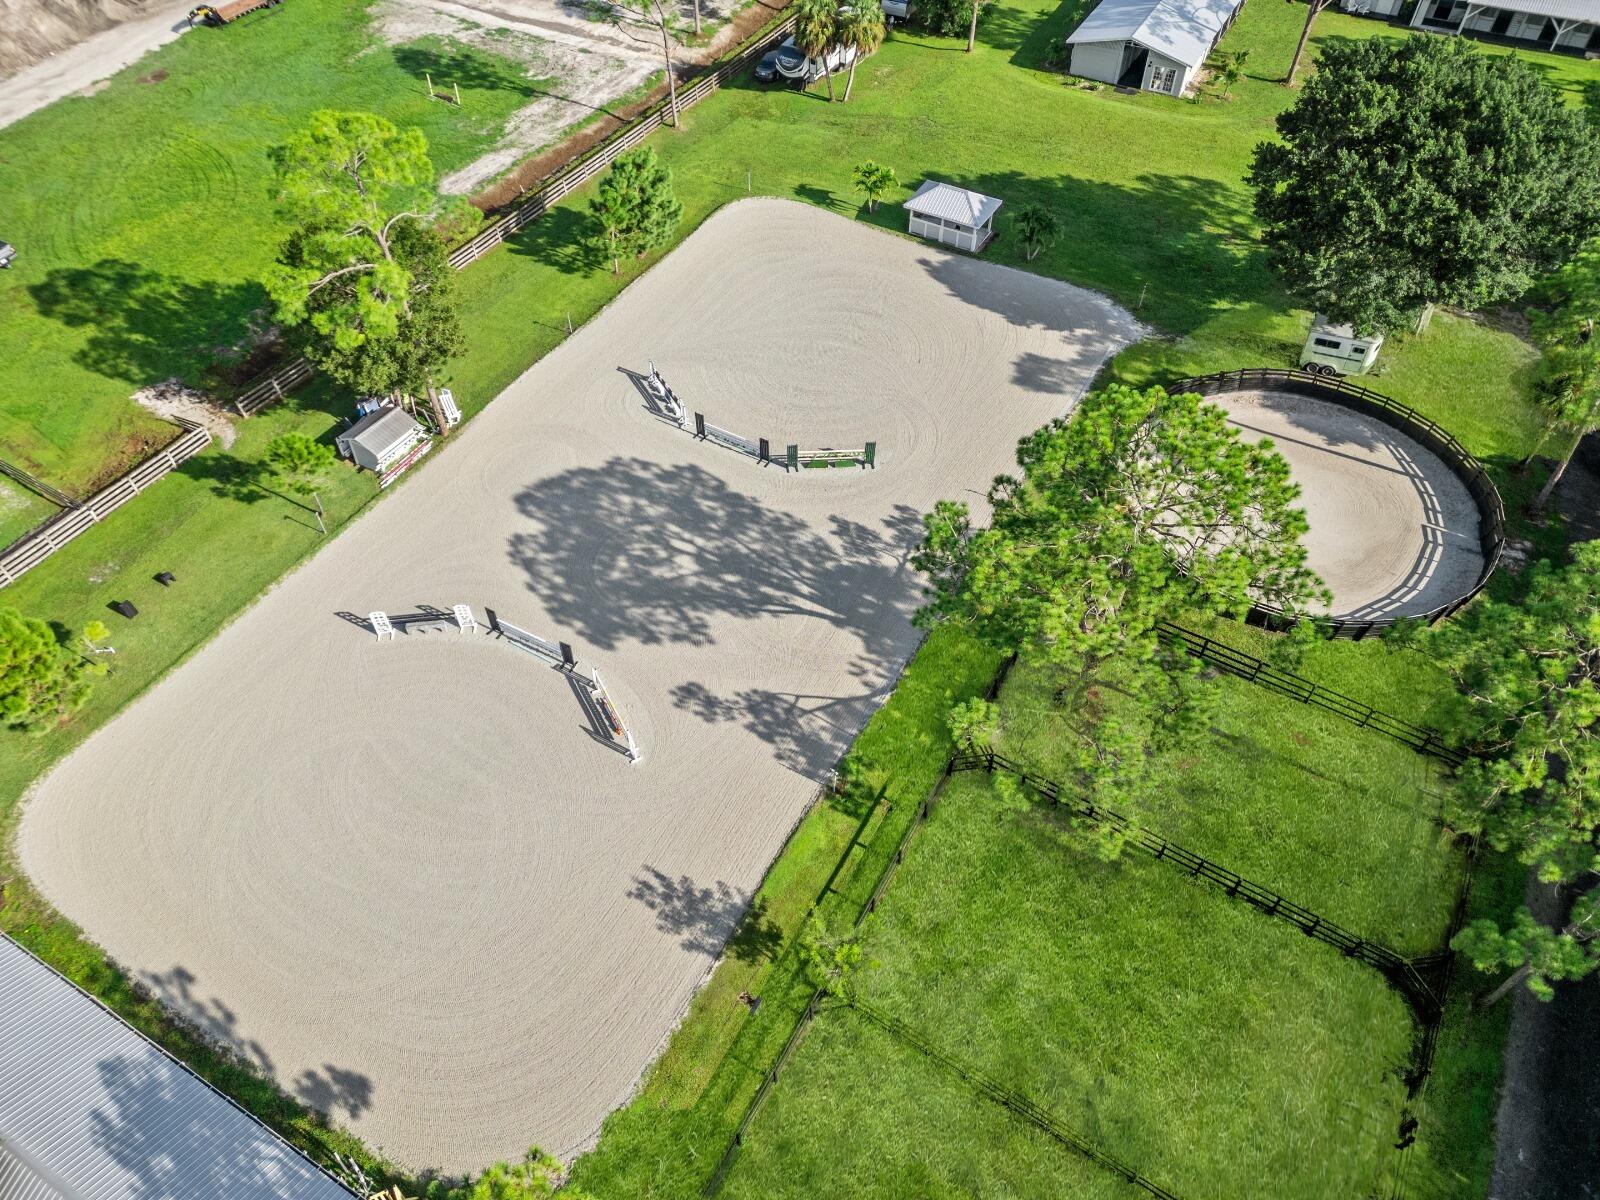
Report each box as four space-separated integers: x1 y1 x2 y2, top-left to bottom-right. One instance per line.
1065 0 1247 66
342 405 422 454
1466 0 1598 21
0 934 356 1200
902 180 1003 227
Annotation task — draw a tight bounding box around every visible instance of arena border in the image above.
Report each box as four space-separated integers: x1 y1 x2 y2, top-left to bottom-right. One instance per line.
1171 368 1507 640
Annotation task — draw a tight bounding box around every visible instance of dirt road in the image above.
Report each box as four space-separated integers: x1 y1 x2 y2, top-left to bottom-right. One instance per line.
0 2 194 131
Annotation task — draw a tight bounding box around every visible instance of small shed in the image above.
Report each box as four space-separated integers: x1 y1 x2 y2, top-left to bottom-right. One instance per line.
903 180 1002 253
1065 0 1247 95
337 405 426 475
1300 315 1383 377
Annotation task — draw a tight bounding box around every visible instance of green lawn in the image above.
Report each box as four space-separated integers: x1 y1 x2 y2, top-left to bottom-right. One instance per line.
0 0 537 490
0 475 60 547
721 1003 1138 1200
998 651 1462 953
726 772 1414 1200
1 0 1592 1191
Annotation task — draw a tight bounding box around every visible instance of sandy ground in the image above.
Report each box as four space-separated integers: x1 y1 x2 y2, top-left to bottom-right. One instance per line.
1210 389 1486 621
0 1 193 130
19 200 1141 1173
376 0 757 196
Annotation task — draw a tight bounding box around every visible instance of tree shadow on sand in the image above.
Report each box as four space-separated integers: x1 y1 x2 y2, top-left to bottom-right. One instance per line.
508 458 924 771
134 964 374 1123
628 865 784 962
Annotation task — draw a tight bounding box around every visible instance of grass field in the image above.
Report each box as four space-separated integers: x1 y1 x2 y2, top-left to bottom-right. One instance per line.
0 0 534 491
1 0 1594 1190
725 771 1416 1200
999 655 1462 952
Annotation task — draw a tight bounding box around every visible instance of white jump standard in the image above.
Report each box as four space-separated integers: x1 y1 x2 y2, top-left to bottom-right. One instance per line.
589 667 641 764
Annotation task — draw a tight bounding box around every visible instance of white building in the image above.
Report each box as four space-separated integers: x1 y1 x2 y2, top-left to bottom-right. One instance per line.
903 180 1003 252
1407 0 1599 52
336 404 430 486
1065 0 1248 95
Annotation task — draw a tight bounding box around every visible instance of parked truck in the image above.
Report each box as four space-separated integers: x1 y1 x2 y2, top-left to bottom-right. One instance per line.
188 0 283 27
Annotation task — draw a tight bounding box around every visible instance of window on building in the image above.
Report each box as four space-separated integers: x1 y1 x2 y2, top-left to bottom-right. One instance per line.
1149 65 1178 93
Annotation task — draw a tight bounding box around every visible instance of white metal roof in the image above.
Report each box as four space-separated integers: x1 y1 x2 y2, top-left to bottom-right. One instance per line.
343 405 422 454
1465 0 1599 20
902 180 1003 228
0 934 356 1200
1065 0 1247 67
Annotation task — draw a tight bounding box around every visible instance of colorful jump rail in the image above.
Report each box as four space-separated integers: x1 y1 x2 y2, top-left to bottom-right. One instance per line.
0 421 211 589
232 12 800 418
1171 368 1506 640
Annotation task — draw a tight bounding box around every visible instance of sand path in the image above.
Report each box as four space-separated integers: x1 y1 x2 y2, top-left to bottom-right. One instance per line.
19 199 1141 1172
0 3 194 131
1211 389 1485 620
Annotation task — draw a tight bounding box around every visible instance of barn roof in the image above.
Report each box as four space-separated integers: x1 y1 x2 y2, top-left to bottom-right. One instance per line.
902 180 1003 228
1065 0 1246 67
0 934 356 1200
1466 0 1598 20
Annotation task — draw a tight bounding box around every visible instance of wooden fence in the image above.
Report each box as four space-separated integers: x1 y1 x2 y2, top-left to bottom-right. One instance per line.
1173 368 1507 639
233 11 799 419
0 422 211 587
0 458 77 509
1155 621 1464 764
951 749 1449 1021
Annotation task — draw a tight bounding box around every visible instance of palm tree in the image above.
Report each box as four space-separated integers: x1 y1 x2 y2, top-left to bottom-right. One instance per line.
836 1 886 102
793 0 840 100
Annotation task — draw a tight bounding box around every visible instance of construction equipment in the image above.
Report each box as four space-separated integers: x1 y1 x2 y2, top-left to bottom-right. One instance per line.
188 0 283 27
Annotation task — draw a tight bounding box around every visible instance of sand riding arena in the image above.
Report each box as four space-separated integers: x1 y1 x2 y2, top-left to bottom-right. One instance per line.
16 201 1493 1174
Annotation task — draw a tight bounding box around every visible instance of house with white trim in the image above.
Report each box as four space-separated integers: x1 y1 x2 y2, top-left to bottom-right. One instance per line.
1342 0 1599 53
1065 0 1248 95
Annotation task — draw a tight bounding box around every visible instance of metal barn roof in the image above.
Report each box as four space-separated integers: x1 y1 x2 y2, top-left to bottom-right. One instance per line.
1065 0 1247 67
902 180 1003 227
342 405 422 454
0 934 356 1200
1468 0 1598 20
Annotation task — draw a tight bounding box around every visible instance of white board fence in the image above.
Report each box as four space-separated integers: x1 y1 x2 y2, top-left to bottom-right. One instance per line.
0 422 211 588
231 11 798 419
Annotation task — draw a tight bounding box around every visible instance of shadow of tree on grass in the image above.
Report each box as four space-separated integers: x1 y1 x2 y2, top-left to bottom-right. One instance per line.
29 259 267 387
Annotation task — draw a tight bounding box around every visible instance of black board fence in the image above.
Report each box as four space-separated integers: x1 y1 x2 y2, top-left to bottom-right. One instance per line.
951 749 1449 1022
1156 621 1464 765
1172 369 1506 640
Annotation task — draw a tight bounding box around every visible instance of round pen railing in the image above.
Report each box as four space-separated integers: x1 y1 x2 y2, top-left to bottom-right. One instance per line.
1171 368 1506 640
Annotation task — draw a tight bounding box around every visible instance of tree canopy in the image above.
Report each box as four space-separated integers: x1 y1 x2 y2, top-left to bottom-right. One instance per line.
589 147 683 274
265 111 439 355
1526 236 1600 512
0 607 92 733
1249 35 1600 333
914 383 1325 669
290 216 465 397
1427 541 1600 885
913 384 1324 820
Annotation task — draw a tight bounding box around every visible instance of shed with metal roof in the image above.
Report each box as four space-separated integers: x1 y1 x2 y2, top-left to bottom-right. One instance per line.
1065 0 1247 95
903 180 1003 253
0 933 357 1200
